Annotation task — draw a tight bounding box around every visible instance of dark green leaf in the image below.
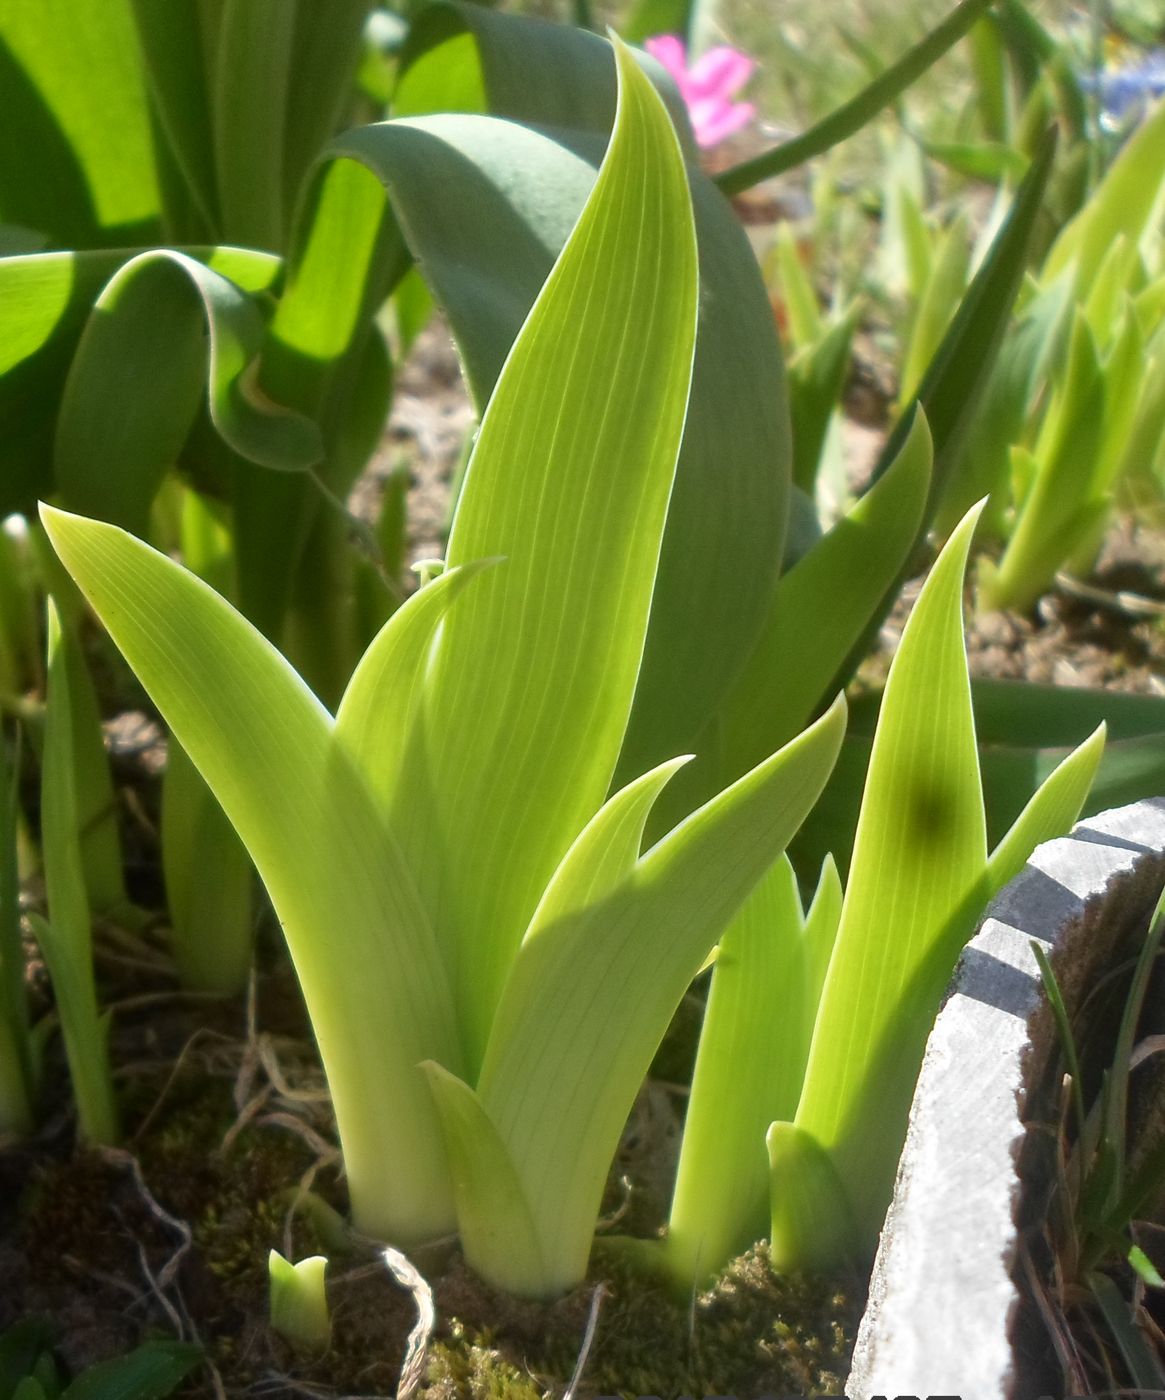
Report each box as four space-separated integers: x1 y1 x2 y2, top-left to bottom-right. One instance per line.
715 0 996 196
61 1343 202 1400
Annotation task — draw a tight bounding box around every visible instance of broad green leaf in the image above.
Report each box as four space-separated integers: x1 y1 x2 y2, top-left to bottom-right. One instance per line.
793 681 1165 877
0 0 159 247
267 1252 330 1351
40 506 461 1243
38 604 118 1145
53 612 127 921
719 409 932 783
0 246 284 515
397 3 694 151
388 5 790 798
126 0 219 236
162 737 252 996
1043 97 1165 293
986 723 1105 894
477 697 846 1294
520 758 690 933
335 561 497 816
793 505 988 1259
422 1063 546 1297
211 0 295 249
715 0 996 196
282 2 375 218
364 43 700 1069
61 1342 203 1400
55 249 322 535
667 855 812 1288
159 490 252 995
268 159 403 392
767 1122 857 1273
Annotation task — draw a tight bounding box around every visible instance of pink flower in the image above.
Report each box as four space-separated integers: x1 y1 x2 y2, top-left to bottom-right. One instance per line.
644 34 756 148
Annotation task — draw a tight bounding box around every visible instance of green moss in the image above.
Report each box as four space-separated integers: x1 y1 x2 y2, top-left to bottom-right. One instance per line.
427 1323 546 1400
424 1245 856 1399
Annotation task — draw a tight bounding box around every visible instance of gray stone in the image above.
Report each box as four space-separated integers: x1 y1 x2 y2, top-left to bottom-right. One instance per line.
846 798 1165 1400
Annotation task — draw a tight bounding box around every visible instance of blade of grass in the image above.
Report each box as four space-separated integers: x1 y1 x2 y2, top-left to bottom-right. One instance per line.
37 604 118 1145
715 0 995 196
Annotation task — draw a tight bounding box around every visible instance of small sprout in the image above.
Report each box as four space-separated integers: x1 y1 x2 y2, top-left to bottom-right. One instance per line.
412 558 446 588
1129 1243 1165 1288
269 1250 331 1351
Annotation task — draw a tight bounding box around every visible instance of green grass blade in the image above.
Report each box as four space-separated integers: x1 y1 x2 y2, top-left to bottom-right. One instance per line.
1101 882 1165 1218
793 505 988 1261
40 506 461 1243
38 604 118 1145
1088 1270 1165 1390
383 42 698 1068
55 606 127 922
0 731 33 1135
1032 940 1088 1144
667 855 811 1288
720 409 931 779
476 697 845 1294
715 0 995 196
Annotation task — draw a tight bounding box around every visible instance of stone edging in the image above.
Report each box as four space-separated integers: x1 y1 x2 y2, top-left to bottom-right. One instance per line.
846 797 1165 1400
